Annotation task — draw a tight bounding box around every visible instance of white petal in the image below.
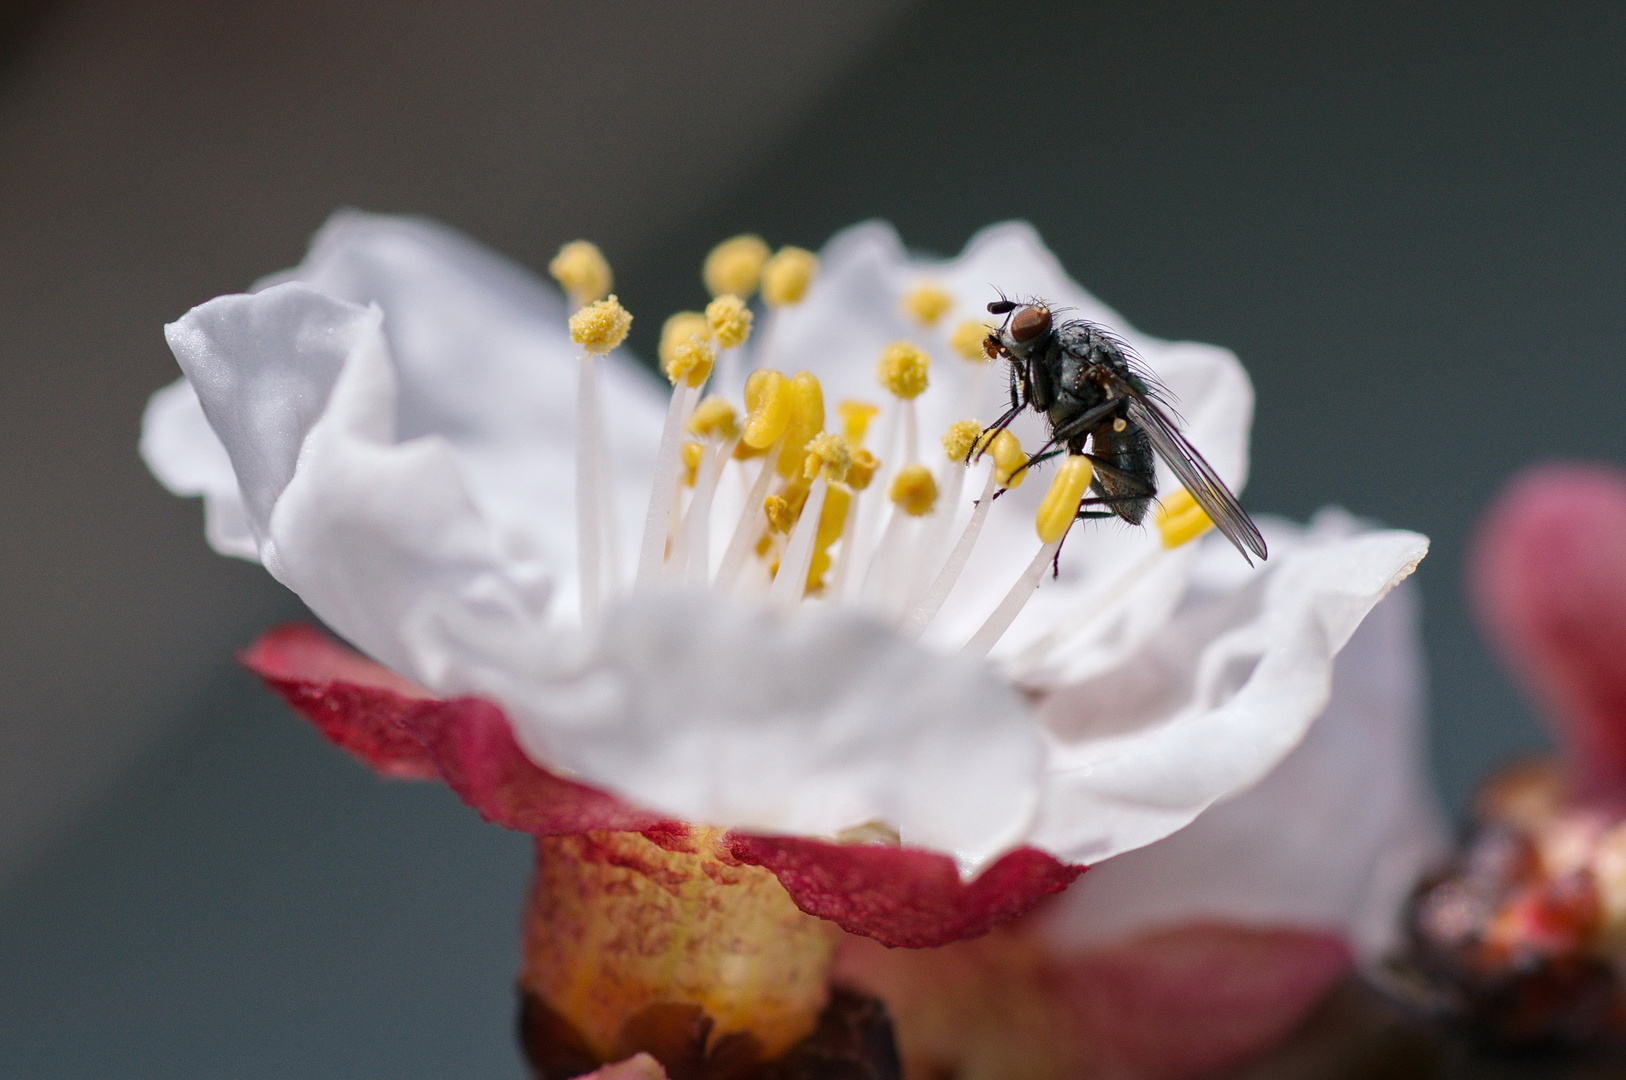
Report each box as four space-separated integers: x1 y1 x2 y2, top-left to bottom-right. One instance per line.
409 587 1046 875
1040 575 1447 963
1028 513 1429 865
263 210 668 602
139 377 258 560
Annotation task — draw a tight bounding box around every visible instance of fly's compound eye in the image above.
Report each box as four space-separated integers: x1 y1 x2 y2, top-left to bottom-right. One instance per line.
1009 305 1051 343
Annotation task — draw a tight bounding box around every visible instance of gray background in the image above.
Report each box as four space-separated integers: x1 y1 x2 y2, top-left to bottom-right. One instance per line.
2 1 1622 1075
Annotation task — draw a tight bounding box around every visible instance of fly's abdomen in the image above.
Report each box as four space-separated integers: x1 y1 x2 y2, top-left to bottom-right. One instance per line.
1090 420 1155 525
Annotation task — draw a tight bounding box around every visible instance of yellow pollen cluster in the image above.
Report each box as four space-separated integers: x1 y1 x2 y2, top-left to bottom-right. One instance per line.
838 400 879 446
803 432 852 482
902 283 955 327
688 396 739 441
876 341 929 399
664 333 715 388
762 246 817 307
704 234 770 298
1155 487 1215 549
742 369 792 449
847 448 879 490
775 371 826 479
1037 455 1095 543
681 441 705 486
568 295 632 354
889 463 938 516
660 311 710 369
548 240 612 306
988 430 1027 489
950 319 996 362
941 419 983 462
764 494 795 534
707 294 753 349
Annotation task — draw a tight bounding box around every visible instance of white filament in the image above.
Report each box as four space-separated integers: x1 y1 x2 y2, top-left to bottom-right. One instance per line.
635 383 698 587
962 538 1063 659
715 439 785 591
770 473 829 608
575 353 605 626
902 466 999 639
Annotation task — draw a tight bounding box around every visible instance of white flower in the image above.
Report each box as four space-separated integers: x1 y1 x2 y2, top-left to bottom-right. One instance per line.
142 210 1428 880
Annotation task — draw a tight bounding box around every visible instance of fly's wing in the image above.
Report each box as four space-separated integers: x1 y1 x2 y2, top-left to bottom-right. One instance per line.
1120 391 1268 564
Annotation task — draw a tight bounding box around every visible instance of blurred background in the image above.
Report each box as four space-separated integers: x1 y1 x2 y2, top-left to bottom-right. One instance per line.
1 1 1622 1074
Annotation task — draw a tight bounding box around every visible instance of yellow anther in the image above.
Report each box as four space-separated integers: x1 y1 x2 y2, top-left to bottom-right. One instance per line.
989 430 1027 489
807 483 851 591
706 294 753 350
803 432 852 483
1037 456 1095 543
838 400 880 446
548 240 612 306
949 318 996 362
663 333 715 387
703 234 770 298
941 419 983 462
742 369 792 449
902 283 955 327
847 448 879 490
876 341 930 399
568 295 632 354
733 440 768 460
764 495 794 534
688 396 739 441
762 246 818 307
816 483 850 550
680 441 705 487
659 311 711 369
1155 487 1215 549
775 371 826 478
889 463 938 517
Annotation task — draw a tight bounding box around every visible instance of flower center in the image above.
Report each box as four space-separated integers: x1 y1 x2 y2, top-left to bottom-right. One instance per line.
552 237 1217 654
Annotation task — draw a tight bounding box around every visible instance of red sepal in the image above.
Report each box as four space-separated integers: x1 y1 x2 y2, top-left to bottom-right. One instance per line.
242 623 1085 946
728 834 1083 949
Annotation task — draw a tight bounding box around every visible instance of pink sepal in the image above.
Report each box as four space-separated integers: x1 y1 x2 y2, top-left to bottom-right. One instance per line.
1472 463 1626 795
243 623 1086 946
728 834 1083 949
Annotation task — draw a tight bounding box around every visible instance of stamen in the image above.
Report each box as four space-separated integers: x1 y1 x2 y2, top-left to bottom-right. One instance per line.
682 439 734 587
773 372 825 479
634 377 699 587
769 434 850 608
761 247 818 308
825 448 877 597
703 234 770 298
904 421 981 609
902 431 1024 639
680 441 705 487
1155 486 1216 549
902 282 955 327
707 294 753 351
662 331 715 389
963 455 1094 658
949 319 995 362
567 296 632 625
715 371 794 590
549 241 612 309
861 464 937 615
876 341 930 400
838 400 879 446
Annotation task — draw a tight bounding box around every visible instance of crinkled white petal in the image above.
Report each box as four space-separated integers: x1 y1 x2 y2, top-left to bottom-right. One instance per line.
1039 566 1447 963
406 587 1043 874
1028 510 1429 866
139 377 259 560
147 210 1431 882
